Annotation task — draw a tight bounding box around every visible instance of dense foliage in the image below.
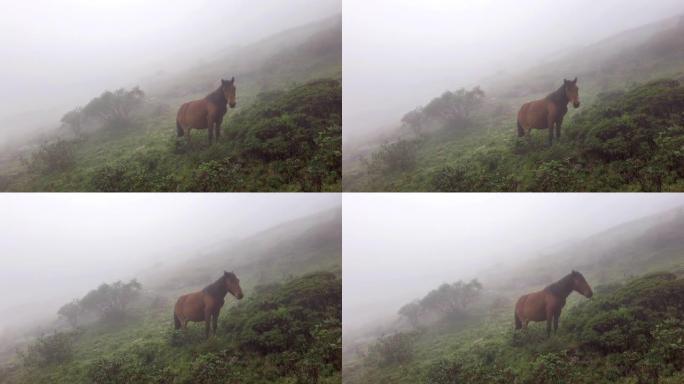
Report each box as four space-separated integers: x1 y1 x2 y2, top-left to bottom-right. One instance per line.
397 279 483 327
3 272 341 384
348 79 684 192
351 273 684 384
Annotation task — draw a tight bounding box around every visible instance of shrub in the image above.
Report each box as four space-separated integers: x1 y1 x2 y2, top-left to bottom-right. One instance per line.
191 158 245 192
368 332 415 366
369 139 418 174
28 140 75 174
20 332 75 366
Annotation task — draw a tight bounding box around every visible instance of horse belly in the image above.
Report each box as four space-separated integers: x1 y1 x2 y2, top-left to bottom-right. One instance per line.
520 293 548 322
176 293 206 322
521 102 550 130
179 101 209 129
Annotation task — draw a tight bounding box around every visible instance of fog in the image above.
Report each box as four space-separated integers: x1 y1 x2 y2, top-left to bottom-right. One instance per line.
343 0 684 143
0 0 340 146
342 193 684 333
0 193 340 334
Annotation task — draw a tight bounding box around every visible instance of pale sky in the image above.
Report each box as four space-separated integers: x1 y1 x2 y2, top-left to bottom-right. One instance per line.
0 193 340 331
343 0 684 142
343 193 684 333
0 0 340 143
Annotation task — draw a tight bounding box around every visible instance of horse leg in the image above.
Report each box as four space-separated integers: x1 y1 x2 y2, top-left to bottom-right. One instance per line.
556 117 563 140
215 117 223 141
212 312 218 336
545 305 555 337
186 127 192 144
553 313 559 334
207 116 215 145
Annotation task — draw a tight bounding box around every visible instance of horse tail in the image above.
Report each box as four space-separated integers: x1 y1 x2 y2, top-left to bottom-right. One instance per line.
517 120 524 137
176 120 184 137
174 312 181 329
515 312 522 330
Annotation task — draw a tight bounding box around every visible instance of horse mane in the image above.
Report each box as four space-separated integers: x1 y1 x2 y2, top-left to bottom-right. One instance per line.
545 83 568 107
205 84 227 106
202 274 228 300
544 272 574 299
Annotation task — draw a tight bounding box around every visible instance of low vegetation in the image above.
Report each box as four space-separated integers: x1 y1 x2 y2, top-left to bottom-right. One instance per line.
348 273 684 384
348 79 684 192
2 272 341 384
2 79 341 192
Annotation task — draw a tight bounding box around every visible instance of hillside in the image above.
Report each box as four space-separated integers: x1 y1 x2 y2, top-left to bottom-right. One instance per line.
344 15 684 192
0 209 342 384
0 15 342 192
343 208 684 384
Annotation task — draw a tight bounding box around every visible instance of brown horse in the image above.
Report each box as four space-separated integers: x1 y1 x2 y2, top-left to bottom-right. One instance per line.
517 78 580 145
176 77 237 144
174 271 244 338
514 270 592 337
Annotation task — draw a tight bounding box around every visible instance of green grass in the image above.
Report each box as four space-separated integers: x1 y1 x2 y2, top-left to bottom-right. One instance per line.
346 78 684 192
346 272 684 384
2 78 341 192
2 272 342 384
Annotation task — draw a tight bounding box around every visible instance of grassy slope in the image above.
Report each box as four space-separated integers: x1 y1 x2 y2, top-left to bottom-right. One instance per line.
344 16 684 192
1 211 342 384
0 16 341 192
344 209 684 384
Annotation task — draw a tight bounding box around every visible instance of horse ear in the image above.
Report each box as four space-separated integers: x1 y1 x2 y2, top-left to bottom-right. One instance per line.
573 77 578 83
230 77 235 83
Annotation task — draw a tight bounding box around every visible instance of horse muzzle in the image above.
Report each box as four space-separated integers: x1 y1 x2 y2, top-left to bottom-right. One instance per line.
229 102 236 108
573 102 580 109
237 292 244 300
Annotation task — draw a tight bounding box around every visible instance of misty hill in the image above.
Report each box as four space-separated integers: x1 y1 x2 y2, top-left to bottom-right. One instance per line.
0 15 342 192
0 208 341 384
145 207 342 294
148 14 342 106
485 206 684 294
345 14 684 192
490 15 684 100
344 208 684 384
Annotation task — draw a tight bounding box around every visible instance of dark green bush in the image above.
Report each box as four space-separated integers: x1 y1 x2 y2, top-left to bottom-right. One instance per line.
370 140 419 173
368 332 416 367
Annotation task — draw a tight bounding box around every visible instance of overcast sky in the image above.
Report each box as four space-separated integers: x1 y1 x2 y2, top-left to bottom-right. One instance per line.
343 0 684 142
0 193 340 332
343 193 684 333
0 0 340 143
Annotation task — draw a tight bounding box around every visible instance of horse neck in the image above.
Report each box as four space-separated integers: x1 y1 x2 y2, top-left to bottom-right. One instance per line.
204 278 228 299
545 274 574 300
547 85 569 107
206 86 227 106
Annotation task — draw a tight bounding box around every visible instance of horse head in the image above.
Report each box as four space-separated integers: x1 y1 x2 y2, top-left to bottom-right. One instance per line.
221 77 237 109
571 270 592 298
223 270 244 299
564 78 580 109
